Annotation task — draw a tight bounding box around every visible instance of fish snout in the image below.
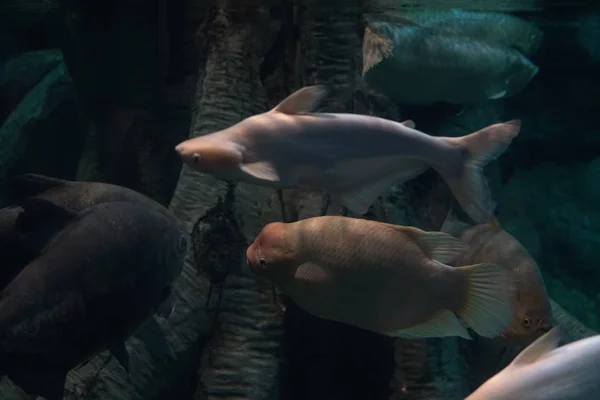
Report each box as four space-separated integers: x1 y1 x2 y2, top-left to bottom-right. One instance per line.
175 144 201 165
245 244 267 277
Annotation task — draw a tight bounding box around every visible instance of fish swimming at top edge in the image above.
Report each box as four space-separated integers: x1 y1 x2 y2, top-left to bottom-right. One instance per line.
369 9 543 56
362 20 539 105
0 198 187 400
175 85 521 224
245 216 515 340
465 327 600 400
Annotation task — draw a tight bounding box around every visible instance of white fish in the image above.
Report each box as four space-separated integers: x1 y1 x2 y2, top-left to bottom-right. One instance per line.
175 86 520 223
466 327 600 400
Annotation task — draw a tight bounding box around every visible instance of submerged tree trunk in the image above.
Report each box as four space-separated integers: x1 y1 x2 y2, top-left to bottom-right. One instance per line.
168 1 286 399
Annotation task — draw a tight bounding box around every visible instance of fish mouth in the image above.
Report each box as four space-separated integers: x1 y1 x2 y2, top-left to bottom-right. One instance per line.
244 256 259 276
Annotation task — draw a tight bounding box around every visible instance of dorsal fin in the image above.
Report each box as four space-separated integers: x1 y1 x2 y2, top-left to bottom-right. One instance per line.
376 222 468 264
400 119 416 129
8 174 69 201
271 85 328 115
508 327 562 368
15 197 78 253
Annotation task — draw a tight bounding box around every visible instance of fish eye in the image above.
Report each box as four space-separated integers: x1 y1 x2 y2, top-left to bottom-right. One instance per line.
192 153 201 164
523 317 532 329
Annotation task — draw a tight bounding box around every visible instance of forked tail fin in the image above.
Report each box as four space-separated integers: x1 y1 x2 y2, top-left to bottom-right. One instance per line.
442 120 521 224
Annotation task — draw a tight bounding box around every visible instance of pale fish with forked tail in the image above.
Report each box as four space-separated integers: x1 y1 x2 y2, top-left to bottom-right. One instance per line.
175 85 521 223
466 327 600 400
245 216 516 339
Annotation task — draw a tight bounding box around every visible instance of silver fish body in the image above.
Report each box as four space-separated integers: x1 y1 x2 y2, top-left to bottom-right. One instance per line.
466 328 600 400
176 86 520 223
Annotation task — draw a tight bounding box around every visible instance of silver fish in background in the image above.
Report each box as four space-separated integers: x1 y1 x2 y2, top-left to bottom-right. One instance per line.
466 327 600 400
442 214 553 344
175 85 521 223
245 216 515 339
377 9 543 55
362 21 540 105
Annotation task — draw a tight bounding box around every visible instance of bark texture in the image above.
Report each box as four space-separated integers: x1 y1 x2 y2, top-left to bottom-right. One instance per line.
168 1 286 399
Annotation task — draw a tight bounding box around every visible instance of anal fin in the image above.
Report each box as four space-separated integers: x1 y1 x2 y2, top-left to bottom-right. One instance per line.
339 161 427 215
385 309 471 339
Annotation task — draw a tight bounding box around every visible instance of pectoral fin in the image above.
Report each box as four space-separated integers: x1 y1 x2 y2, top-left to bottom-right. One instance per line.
110 342 131 373
386 310 471 339
487 89 507 100
294 262 330 283
240 162 280 182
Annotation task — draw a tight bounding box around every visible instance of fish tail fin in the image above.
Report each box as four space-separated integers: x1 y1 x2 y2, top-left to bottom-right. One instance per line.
443 120 521 224
455 263 515 338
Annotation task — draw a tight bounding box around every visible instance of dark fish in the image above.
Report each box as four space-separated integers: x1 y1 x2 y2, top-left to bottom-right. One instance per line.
0 173 184 292
362 20 539 105
0 198 187 400
175 85 521 224
0 206 27 287
5 173 179 225
246 216 515 339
